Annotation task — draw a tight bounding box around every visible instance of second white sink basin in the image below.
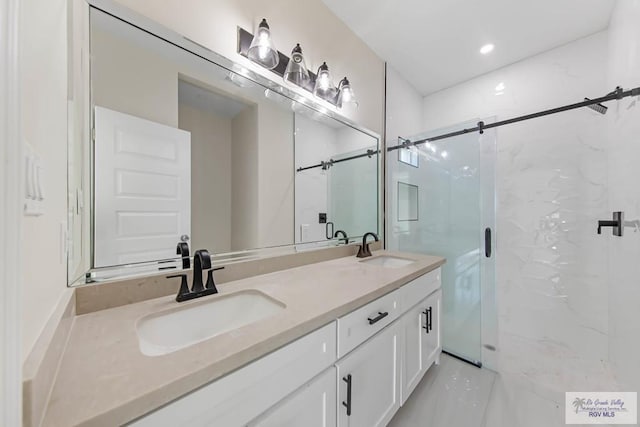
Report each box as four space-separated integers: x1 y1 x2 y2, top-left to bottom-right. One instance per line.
137 290 285 356
360 255 415 268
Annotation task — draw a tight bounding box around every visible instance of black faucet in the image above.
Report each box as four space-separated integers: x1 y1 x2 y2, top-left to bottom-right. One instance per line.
167 249 224 302
176 242 190 269
192 249 211 292
334 230 349 245
357 232 379 258
597 211 624 236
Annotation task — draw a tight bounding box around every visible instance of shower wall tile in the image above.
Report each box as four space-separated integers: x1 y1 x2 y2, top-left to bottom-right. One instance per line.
421 29 617 417
606 0 640 393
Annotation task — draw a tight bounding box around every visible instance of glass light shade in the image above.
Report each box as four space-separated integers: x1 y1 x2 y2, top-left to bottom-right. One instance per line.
313 62 336 100
247 19 279 70
283 44 310 87
337 77 358 108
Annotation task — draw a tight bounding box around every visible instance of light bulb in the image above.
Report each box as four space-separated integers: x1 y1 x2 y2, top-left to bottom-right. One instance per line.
313 62 336 100
258 46 269 60
319 74 330 90
283 44 310 88
337 77 357 109
341 88 352 103
247 19 279 69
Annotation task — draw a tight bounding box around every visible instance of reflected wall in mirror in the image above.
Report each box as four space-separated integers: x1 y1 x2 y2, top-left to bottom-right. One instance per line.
67 6 380 283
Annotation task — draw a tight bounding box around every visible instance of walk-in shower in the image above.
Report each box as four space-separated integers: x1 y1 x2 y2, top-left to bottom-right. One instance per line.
386 85 640 368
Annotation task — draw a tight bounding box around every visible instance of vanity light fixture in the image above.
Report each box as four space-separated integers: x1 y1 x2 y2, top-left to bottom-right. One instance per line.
284 43 310 87
313 62 336 101
247 19 280 69
238 23 353 109
337 77 358 108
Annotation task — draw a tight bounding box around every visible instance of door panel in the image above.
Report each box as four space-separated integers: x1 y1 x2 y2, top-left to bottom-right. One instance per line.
400 301 426 405
423 290 441 364
94 106 191 267
249 368 336 427
387 120 496 365
336 321 400 427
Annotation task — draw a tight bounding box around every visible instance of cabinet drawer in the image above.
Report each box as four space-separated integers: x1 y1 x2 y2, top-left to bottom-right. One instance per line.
400 268 441 312
337 289 400 358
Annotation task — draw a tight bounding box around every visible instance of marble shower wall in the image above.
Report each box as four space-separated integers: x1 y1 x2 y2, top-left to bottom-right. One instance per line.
606 0 640 393
422 30 617 423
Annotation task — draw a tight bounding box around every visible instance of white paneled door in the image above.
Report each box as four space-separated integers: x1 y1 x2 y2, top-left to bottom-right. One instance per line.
94 106 191 267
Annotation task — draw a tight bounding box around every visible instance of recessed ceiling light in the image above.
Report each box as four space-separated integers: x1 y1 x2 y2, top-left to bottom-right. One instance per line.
480 43 495 55
441 150 448 159
495 82 505 91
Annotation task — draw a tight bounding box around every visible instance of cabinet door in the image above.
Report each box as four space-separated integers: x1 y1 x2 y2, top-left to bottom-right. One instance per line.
400 299 428 405
130 323 337 427
423 289 441 366
249 367 337 427
336 321 401 427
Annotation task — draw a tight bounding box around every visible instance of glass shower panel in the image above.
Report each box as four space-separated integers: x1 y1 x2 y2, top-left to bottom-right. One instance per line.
387 122 495 365
328 147 378 239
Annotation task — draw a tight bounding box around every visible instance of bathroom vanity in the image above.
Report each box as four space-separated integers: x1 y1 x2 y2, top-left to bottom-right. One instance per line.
42 251 444 426
40 1 444 425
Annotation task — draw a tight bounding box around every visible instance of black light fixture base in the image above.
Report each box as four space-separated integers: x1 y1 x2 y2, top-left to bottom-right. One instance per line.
237 27 340 106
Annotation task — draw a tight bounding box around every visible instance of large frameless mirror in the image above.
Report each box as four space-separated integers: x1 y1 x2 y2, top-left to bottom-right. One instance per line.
67 5 380 284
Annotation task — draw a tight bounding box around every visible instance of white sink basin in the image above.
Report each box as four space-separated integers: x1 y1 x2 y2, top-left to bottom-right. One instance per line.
360 255 415 268
136 290 285 356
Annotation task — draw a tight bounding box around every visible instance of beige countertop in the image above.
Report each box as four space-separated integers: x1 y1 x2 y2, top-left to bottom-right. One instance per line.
43 250 445 426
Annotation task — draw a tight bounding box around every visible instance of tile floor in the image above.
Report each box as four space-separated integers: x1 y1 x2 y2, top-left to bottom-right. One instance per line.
389 354 495 427
390 354 622 427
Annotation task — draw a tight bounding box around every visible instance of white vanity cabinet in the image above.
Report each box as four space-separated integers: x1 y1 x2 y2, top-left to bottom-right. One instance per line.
132 267 442 427
400 289 442 404
249 367 337 427
128 322 337 427
336 320 401 427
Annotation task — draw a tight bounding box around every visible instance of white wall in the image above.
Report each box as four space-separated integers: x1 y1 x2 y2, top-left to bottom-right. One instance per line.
385 65 424 144
19 0 73 359
256 100 295 248
420 32 613 425
112 0 385 135
178 104 233 253
231 106 259 250
606 0 640 393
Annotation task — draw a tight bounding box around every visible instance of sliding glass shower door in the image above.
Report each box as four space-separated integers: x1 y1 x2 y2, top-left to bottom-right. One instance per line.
328 146 379 239
387 121 495 366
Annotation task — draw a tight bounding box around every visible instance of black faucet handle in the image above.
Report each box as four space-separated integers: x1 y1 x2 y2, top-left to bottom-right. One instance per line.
205 269 218 293
167 274 190 302
194 249 212 270
176 242 190 269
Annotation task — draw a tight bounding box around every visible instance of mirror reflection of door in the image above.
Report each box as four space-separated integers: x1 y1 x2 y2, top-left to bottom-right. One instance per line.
94 106 191 268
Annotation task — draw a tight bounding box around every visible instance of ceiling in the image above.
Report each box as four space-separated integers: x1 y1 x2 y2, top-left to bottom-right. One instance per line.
178 80 249 118
322 0 615 95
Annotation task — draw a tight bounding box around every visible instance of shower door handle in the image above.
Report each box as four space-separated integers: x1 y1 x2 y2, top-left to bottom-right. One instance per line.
325 222 334 240
485 227 492 258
